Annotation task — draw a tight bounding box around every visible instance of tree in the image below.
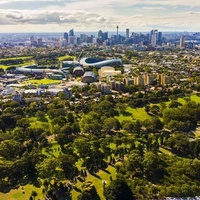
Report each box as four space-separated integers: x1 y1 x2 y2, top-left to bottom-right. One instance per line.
142 151 166 182
78 181 100 200
35 110 47 122
104 179 135 200
58 154 77 179
166 133 189 155
16 118 30 129
0 139 21 160
36 157 60 179
143 118 163 133
79 111 102 134
31 191 38 200
103 117 120 133
122 151 143 175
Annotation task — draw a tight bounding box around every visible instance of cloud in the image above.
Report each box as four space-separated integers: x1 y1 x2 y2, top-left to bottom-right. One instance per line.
0 0 200 32
0 9 110 25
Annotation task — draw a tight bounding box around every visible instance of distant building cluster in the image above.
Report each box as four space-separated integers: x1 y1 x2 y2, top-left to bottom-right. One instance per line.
93 72 172 94
30 28 164 48
31 28 197 50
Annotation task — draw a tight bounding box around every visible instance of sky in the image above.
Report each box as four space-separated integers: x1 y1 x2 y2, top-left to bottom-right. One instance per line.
0 0 200 33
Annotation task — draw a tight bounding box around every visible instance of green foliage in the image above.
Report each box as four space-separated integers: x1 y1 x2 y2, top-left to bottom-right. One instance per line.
79 111 102 134
104 178 135 200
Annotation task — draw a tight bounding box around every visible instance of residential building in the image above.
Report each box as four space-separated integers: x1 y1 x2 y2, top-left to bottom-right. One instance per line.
12 91 22 102
134 76 144 85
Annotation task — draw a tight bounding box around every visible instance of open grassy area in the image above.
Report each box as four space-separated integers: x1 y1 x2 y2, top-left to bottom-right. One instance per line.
72 165 117 200
0 184 43 200
58 55 76 61
30 117 50 131
176 94 200 105
0 65 10 70
0 56 33 61
0 61 36 70
190 94 200 103
42 143 62 157
116 107 151 123
23 79 61 86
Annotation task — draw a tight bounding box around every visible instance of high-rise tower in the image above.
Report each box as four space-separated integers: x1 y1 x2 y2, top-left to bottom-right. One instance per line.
180 36 185 48
64 32 68 41
151 33 157 47
98 30 103 38
69 29 74 37
116 25 119 41
157 32 162 43
126 28 129 40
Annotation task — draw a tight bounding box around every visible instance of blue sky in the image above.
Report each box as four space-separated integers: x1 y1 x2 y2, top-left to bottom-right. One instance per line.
0 0 200 33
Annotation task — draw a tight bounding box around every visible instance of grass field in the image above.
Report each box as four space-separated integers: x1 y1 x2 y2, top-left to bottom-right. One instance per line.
0 184 43 200
0 61 36 70
0 56 35 70
0 56 33 61
176 94 200 105
190 94 200 103
72 165 117 200
58 55 76 61
23 79 61 86
30 117 50 129
116 107 151 123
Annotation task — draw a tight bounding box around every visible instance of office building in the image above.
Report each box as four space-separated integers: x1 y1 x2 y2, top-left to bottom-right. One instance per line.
157 32 162 43
68 36 75 44
102 32 108 41
151 33 157 47
37 38 42 46
180 36 185 48
126 28 130 40
69 29 74 37
116 25 119 42
64 32 68 41
98 30 103 38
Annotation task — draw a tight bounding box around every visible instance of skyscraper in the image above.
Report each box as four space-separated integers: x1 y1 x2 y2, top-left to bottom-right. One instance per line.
150 29 157 41
157 32 162 43
126 28 129 40
69 29 74 37
102 32 108 41
64 32 68 41
116 25 119 41
180 36 185 48
151 33 157 47
98 30 103 38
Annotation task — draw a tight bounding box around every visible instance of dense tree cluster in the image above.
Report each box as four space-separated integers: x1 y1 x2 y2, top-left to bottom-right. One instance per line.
0 87 200 199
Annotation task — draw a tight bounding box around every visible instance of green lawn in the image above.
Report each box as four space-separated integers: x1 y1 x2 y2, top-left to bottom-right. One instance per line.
72 165 117 200
0 61 36 70
58 55 76 61
42 143 62 157
116 107 151 123
190 94 200 103
0 56 33 61
176 94 200 105
0 184 43 200
0 65 10 70
30 117 50 131
23 79 61 86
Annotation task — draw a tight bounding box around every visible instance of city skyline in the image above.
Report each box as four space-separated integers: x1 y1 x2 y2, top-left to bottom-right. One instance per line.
0 0 200 33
